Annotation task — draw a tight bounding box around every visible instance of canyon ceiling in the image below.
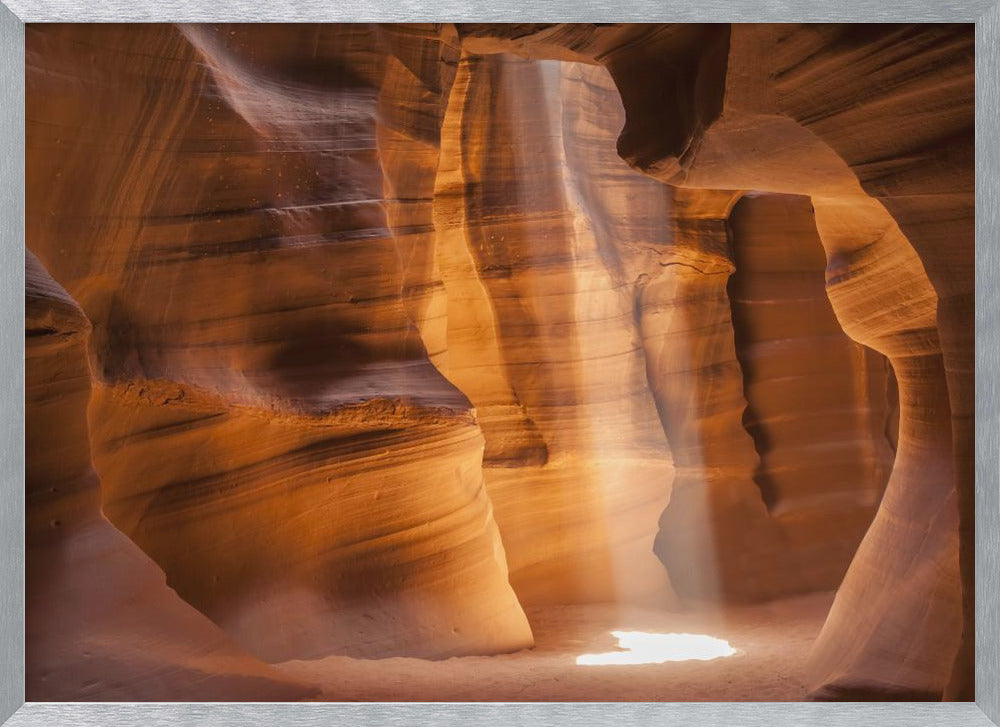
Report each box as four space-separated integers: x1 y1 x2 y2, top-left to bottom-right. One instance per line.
25 22 973 701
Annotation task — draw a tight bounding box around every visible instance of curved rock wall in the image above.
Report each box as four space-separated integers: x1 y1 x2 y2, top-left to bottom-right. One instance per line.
638 188 770 603
27 23 532 663
25 251 316 700
432 54 675 606
512 22 971 699
25 22 973 701
650 191 900 605
804 197 962 700
758 25 973 698
728 194 896 525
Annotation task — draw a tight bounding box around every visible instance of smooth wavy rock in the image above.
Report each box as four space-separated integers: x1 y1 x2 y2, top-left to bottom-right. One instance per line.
27 23 532 663
728 194 897 549
25 22 973 702
736 26 972 700
90 381 531 662
431 55 676 606
642 189 893 605
451 27 971 698
25 251 317 700
468 23 970 700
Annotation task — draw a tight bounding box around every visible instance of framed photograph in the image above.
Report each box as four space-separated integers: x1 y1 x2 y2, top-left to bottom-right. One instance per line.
2 3 997 726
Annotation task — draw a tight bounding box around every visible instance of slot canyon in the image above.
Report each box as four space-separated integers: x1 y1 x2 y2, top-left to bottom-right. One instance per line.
25 22 973 702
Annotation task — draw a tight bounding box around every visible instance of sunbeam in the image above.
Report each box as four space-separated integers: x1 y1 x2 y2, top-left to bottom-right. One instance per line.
577 631 737 666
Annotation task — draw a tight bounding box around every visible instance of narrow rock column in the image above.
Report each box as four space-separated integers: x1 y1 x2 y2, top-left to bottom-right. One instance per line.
805 196 962 700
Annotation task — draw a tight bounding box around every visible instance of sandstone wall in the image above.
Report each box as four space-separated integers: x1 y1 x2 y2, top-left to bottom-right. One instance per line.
25 22 973 701
26 250 316 700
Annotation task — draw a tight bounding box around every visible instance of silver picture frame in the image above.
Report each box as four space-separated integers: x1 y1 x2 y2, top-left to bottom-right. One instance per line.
1 2 997 725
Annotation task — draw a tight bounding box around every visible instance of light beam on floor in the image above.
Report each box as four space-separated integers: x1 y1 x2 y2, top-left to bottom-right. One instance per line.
576 631 737 665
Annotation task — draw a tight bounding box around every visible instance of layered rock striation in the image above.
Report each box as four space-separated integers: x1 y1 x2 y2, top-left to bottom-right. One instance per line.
25 251 316 700
27 23 532 664
25 22 972 701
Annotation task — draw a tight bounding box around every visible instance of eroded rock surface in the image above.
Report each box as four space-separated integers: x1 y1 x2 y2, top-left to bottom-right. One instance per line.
25 251 316 700
26 22 972 701
27 23 532 664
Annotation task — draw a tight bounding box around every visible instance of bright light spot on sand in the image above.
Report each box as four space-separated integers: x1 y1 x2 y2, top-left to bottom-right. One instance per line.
576 631 737 666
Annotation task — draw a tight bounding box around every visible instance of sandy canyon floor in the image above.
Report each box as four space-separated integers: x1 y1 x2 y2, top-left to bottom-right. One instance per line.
276 592 834 701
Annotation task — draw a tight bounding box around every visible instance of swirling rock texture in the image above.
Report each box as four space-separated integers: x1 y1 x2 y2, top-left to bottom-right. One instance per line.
726 193 898 581
25 251 316 700
25 22 972 702
433 55 676 607
27 23 532 665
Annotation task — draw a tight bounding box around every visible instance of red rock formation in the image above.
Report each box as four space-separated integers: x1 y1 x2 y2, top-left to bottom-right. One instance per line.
728 194 896 549
804 197 962 700
27 23 532 663
26 251 315 700
651 191 899 604
432 54 675 606
25 22 973 702
735 26 972 699
494 22 971 700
